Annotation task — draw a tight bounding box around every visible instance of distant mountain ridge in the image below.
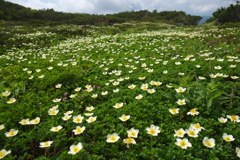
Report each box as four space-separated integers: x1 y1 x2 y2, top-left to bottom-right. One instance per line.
198 16 212 24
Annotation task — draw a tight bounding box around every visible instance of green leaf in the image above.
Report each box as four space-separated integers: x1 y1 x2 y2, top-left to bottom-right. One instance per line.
227 109 240 115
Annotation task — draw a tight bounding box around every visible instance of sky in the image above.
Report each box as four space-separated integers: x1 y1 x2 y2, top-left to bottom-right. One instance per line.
6 0 237 16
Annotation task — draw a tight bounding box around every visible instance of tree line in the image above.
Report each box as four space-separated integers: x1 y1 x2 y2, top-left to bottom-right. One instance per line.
0 0 202 25
207 1 240 24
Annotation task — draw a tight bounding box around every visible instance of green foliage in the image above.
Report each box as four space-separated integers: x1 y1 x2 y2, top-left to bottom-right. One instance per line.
0 23 240 159
212 2 240 24
0 0 201 26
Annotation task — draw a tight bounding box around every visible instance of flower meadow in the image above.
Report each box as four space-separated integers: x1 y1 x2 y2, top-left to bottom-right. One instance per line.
0 23 240 159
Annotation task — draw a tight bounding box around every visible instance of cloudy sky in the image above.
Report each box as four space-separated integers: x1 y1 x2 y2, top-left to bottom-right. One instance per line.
6 0 237 16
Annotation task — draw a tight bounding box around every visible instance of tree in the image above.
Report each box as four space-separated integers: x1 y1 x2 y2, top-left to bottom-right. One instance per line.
212 2 240 24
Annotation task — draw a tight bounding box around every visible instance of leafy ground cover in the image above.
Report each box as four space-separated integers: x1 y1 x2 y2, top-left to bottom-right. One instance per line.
0 22 240 159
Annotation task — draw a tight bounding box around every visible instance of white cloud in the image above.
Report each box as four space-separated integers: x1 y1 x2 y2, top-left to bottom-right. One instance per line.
6 0 238 16
190 4 218 13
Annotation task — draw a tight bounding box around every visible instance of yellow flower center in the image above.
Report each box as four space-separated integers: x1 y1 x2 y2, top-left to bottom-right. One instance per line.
149 128 156 135
73 146 80 153
171 109 177 113
129 132 136 137
190 109 196 113
109 136 117 141
122 116 128 120
9 131 15 136
179 141 187 147
177 130 184 135
0 151 5 158
204 141 212 147
230 116 237 121
9 99 15 103
193 124 200 129
75 118 82 122
224 137 231 141
76 128 83 133
125 137 134 144
189 131 195 136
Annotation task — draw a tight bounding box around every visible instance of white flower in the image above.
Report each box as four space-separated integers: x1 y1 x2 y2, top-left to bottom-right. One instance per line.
174 128 186 138
0 149 11 159
39 141 53 148
154 81 162 86
176 99 186 105
231 76 239 79
106 133 120 143
19 118 30 125
0 124 5 130
123 137 136 148
113 88 119 92
2 91 11 97
146 124 161 136
175 138 192 149
210 74 217 78
73 126 86 135
36 69 41 72
52 98 61 102
175 87 186 93
119 115 130 121
84 113 94 116
195 65 201 68
62 114 72 121
141 84 148 90
86 116 97 123
227 115 239 122
128 84 136 89
69 94 77 98
236 147 240 158
147 89 156 94
113 103 123 109
135 94 143 100
38 75 44 78
214 66 222 70
127 128 139 138
55 84 62 88
218 117 227 123
169 108 180 114
198 76 206 80
222 133 235 142
190 123 204 132
91 94 98 98
74 87 81 92
68 142 83 155
185 127 200 138
5 129 18 137
7 98 16 104
203 137 215 148
138 77 145 80
187 108 199 116
163 70 168 74
86 106 95 111
50 126 63 132
30 117 40 125
73 115 84 123
101 91 108 95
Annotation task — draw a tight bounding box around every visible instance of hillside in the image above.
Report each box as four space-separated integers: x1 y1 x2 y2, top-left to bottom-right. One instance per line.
0 0 202 25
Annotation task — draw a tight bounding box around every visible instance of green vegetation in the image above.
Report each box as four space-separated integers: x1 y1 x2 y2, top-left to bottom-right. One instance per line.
207 1 240 24
0 21 240 159
0 0 201 26
0 1 240 160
